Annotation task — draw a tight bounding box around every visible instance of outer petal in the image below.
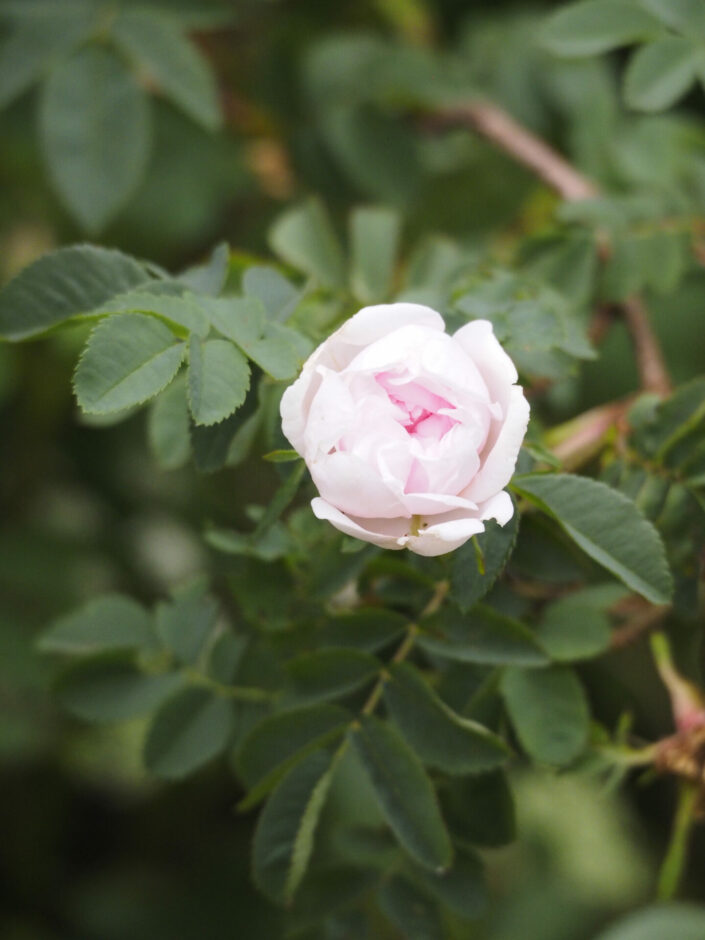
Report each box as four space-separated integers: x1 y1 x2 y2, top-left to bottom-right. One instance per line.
403 513 486 557
281 303 444 454
453 319 518 403
477 489 514 525
462 385 530 504
311 498 408 549
310 451 408 519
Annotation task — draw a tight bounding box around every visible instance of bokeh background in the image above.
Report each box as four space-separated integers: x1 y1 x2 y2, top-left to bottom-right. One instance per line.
1 1 704 937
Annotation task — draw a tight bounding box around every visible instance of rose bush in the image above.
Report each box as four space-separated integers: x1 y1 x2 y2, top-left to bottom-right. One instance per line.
280 303 530 556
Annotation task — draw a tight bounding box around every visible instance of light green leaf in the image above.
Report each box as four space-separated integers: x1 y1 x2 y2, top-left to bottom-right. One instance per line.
178 242 229 295
541 1 662 57
419 604 548 667
39 46 151 232
378 875 444 940
591 904 705 940
0 245 150 341
237 703 350 807
383 663 509 775
242 265 301 322
535 586 621 661
263 449 301 463
155 579 219 665
0 15 91 110
640 0 705 37
111 8 221 130
74 313 186 414
285 648 379 705
96 290 210 337
513 473 673 604
144 687 234 779
624 37 702 111
253 749 338 905
56 661 183 723
205 295 266 347
269 199 346 290
351 716 453 872
147 375 192 470
450 513 519 612
243 324 303 381
501 665 589 765
349 206 401 303
38 594 153 655
187 336 250 426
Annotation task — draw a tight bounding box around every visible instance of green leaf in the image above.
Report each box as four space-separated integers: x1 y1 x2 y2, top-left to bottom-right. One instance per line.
263 449 301 463
237 703 350 805
38 594 153 655
323 609 408 653
253 749 338 905
351 715 453 872
535 586 621 661
269 199 346 290
187 336 250 426
501 665 589 765
419 604 548 667
450 513 519 612
442 770 516 848
349 206 401 303
285 648 379 705
112 9 221 131
39 46 150 232
147 375 192 470
383 663 508 775
56 660 183 723
0 245 150 341
541 1 662 57
143 687 234 779
95 290 211 338
242 266 301 322
641 0 705 36
252 461 306 541
155 579 219 665
413 846 487 920
624 37 702 111
0 15 91 110
190 410 242 472
243 324 303 381
74 314 186 414
178 242 229 296
513 473 673 604
592 904 705 940
378 875 444 940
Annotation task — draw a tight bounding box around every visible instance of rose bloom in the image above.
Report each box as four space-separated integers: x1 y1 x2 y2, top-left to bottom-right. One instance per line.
280 303 529 556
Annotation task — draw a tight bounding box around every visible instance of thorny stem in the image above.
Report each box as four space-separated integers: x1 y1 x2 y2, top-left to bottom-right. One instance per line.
657 780 700 900
432 99 672 398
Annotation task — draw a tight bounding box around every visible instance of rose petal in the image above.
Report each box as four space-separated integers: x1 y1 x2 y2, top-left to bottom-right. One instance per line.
311 498 409 549
478 489 514 525
462 385 530 504
310 451 409 519
453 319 518 403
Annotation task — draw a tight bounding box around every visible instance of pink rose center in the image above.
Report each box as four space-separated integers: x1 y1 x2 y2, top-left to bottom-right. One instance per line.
375 371 459 441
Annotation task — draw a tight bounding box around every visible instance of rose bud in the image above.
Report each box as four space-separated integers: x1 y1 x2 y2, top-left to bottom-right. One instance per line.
280 303 530 556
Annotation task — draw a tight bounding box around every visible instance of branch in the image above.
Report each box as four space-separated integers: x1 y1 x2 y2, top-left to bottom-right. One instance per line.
432 100 671 397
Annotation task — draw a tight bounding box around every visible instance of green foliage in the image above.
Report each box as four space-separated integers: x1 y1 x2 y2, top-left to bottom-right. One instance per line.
593 903 705 939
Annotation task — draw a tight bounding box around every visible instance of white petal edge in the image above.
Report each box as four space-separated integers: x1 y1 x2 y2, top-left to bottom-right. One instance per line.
463 385 530 504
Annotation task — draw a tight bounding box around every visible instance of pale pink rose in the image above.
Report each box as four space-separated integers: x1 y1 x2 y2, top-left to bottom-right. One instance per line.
280 303 529 557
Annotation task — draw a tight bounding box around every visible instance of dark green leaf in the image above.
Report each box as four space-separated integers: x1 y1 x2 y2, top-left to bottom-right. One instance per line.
419 604 548 667
0 245 150 341
252 461 306 540
38 594 153 655
237 703 350 807
253 749 338 905
501 665 589 765
383 662 508 775
378 875 444 940
351 715 453 872
450 513 519 612
112 9 221 130
323 609 408 653
413 846 487 919
190 410 243 473
513 473 673 604
74 314 185 414
285 648 379 705
56 661 183 722
39 46 150 232
442 770 516 848
144 687 234 779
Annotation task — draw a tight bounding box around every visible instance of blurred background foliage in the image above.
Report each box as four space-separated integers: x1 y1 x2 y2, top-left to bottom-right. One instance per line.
1 0 705 938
